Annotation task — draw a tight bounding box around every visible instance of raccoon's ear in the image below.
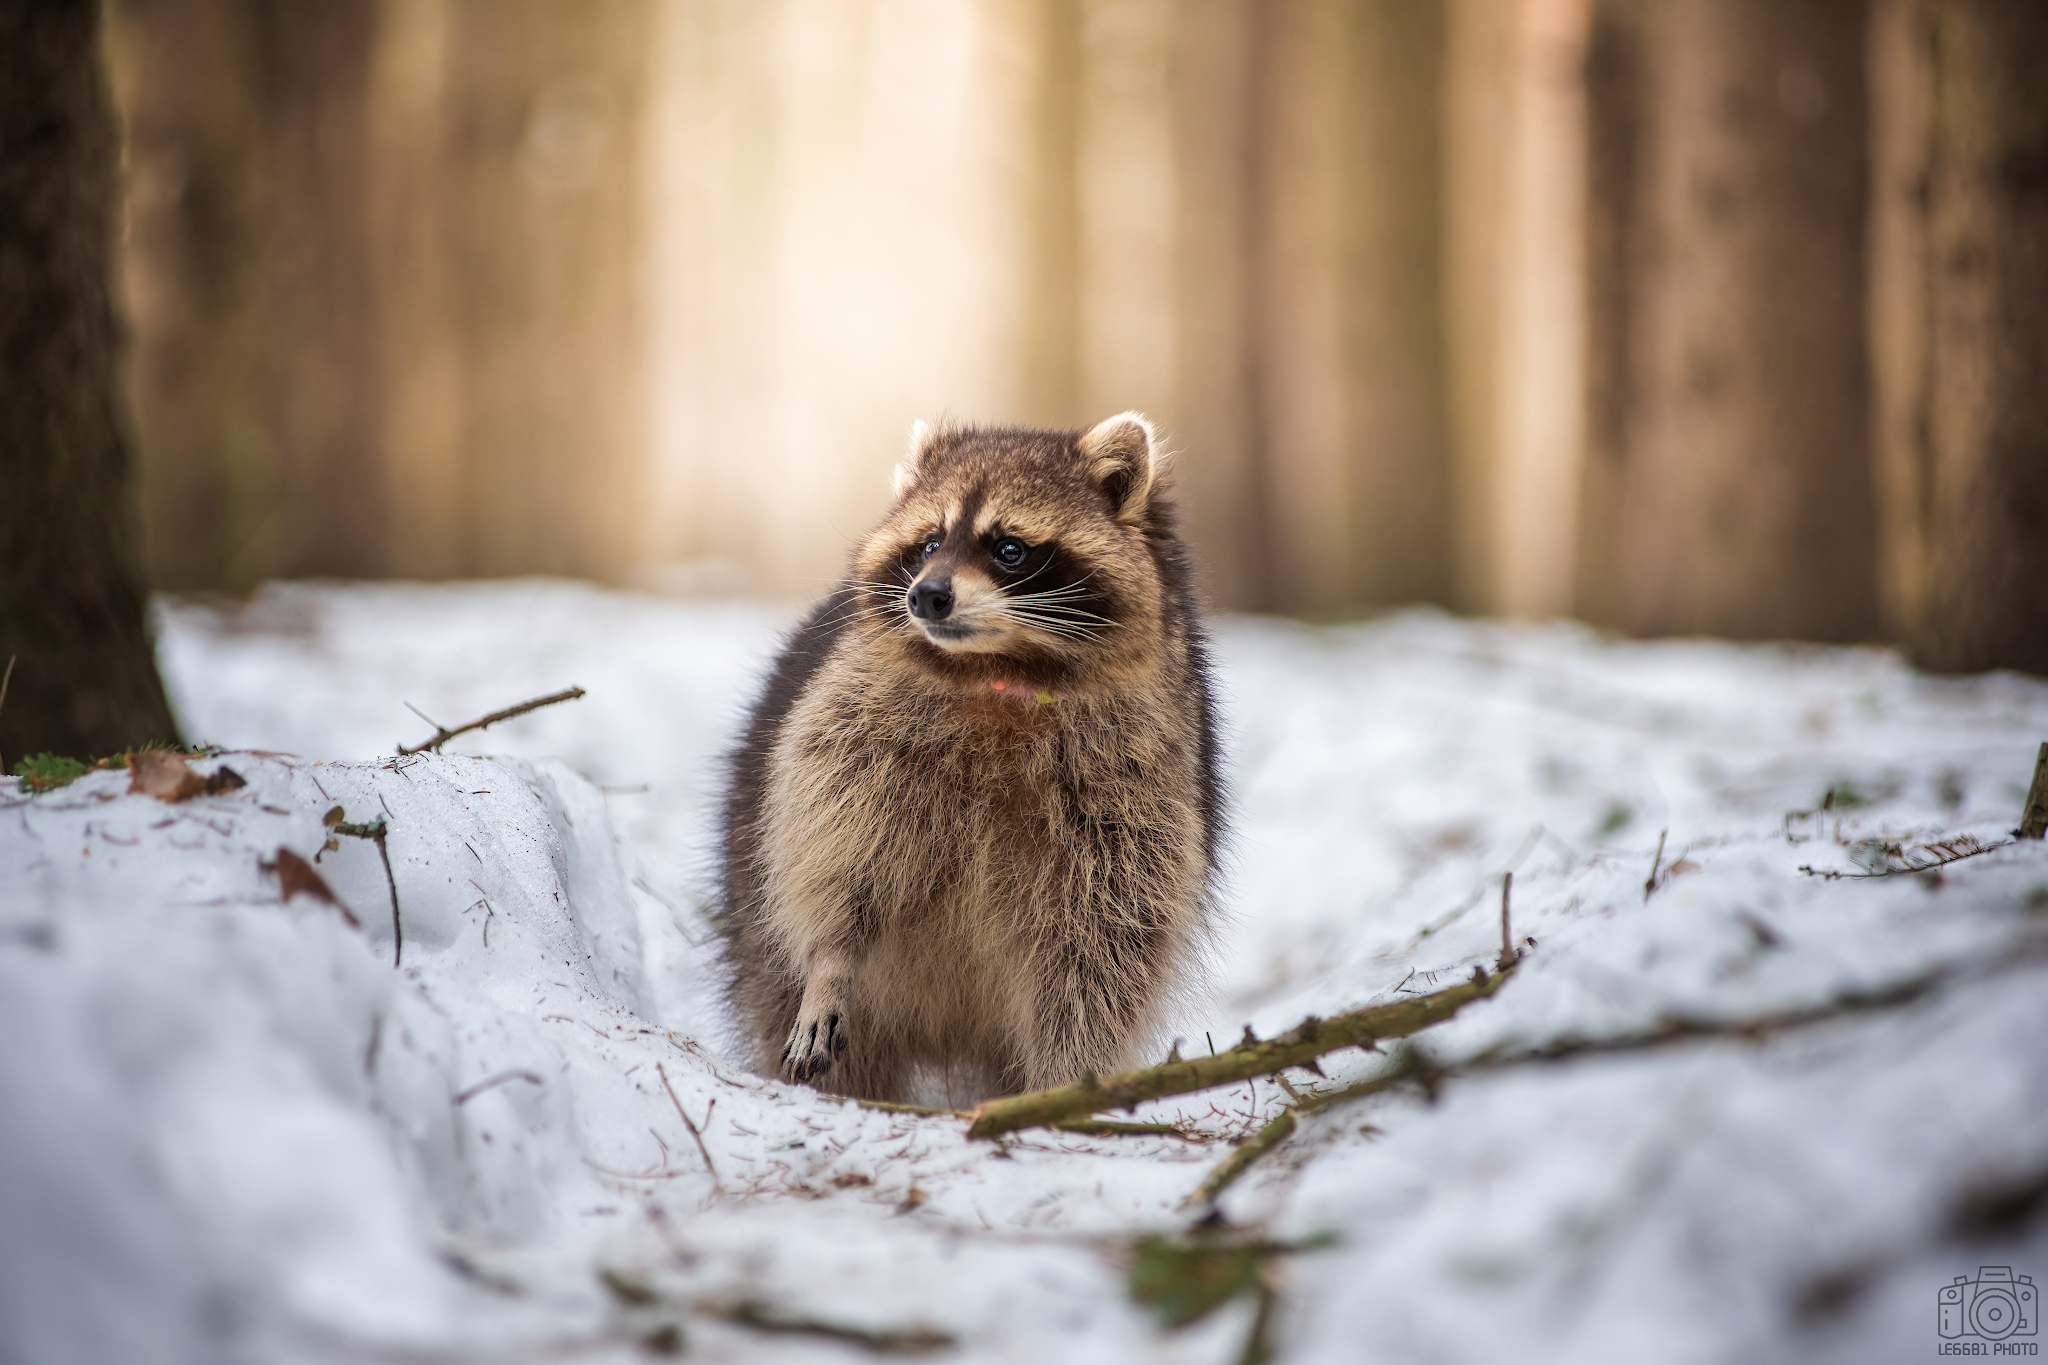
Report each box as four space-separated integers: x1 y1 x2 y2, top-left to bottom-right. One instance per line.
891 420 934 499
1078 412 1159 522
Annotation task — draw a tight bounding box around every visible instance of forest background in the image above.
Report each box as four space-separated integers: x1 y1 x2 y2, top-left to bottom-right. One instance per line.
63 0 2048 690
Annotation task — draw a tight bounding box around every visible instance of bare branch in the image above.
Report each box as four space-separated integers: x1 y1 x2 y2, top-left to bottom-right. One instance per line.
693 1297 954 1355
397 686 587 756
964 965 1513 1139
1178 947 2044 1208
454 1070 543 1105
1798 832 2010 879
1498 871 1519 973
325 805 401 966
657 1062 720 1191
830 1095 1200 1139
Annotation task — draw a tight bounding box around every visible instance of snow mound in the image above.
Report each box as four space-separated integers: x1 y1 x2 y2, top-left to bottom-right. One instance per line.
0 579 2043 1364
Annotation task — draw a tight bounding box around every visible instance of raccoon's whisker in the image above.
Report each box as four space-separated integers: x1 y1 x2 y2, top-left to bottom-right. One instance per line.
1001 608 1113 639
1009 593 1108 616
1007 598 1118 626
1008 585 1093 602
1010 614 1114 636
1002 557 1065 594
1006 582 1102 606
811 585 910 632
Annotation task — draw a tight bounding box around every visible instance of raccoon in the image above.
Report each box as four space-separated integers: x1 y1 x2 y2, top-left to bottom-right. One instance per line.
718 414 1223 1103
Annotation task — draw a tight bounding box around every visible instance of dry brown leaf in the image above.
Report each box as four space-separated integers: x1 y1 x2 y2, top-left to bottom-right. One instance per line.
127 750 205 802
275 847 360 928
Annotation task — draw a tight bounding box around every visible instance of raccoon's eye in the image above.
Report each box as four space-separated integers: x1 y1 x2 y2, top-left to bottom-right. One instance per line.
920 534 941 559
992 538 1028 569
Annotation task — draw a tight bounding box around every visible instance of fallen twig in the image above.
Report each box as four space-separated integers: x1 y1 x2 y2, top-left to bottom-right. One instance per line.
1498 871 1518 973
1185 1111 1296 1209
1644 828 1667 901
1049 1118 1194 1138
693 1298 955 1355
834 1095 1198 1139
397 686 586 756
1184 1051 1423 1209
657 1063 720 1191
964 965 1512 1139
1798 833 2010 880
454 1070 543 1105
1179 946 2044 1209
325 805 401 966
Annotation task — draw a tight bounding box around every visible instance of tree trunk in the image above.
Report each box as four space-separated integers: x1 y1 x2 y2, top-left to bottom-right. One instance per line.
1870 0 2048 674
1248 0 1454 616
1579 0 1880 641
0 4 181 765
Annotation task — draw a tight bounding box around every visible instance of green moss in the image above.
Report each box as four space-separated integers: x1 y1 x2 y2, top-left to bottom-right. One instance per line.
10 741 205 794
1128 1235 1267 1328
12 753 89 792
1127 1231 1335 1329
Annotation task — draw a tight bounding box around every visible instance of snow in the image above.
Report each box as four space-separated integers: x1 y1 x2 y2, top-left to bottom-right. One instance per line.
4 577 2046 1364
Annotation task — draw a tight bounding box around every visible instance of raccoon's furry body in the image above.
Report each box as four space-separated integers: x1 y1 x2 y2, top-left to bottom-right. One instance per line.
719 415 1222 1103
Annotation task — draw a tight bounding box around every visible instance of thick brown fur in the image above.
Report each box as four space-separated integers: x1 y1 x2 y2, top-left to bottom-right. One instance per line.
719 415 1223 1103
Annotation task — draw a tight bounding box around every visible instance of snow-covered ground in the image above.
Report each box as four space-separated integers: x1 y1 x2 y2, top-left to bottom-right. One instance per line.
5 578 2046 1364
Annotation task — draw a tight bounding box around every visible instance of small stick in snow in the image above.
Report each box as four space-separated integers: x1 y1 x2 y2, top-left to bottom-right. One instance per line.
1183 1051 1423 1210
835 1095 1196 1139
396 686 587 756
1797 833 2009 880
326 805 402 966
2020 741 2048 840
453 1070 543 1105
692 1297 955 1355
1644 828 1668 902
658 1063 720 1192
1241 1273 1281 1365
1184 1110 1296 1210
1498 872 1517 973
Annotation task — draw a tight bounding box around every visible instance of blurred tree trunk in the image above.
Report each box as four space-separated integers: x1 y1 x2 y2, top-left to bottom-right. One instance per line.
1002 0 1454 618
0 4 181 762
1243 0 1453 616
103 0 272 590
1579 0 1880 641
108 0 386 587
109 0 651 589
1870 0 2048 674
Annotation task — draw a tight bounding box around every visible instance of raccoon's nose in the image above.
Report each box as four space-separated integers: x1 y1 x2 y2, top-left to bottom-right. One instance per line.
907 577 955 621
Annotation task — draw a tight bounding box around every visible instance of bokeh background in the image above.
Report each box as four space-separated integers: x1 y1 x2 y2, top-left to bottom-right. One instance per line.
102 0 2047 667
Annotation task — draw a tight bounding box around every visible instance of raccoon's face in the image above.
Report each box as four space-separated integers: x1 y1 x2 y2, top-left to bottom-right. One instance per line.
850 414 1170 682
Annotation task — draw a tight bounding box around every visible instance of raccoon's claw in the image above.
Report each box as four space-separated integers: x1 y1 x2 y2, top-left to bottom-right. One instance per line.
782 1011 849 1080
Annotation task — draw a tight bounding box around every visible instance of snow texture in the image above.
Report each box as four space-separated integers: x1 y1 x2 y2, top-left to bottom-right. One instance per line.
3 578 2045 1364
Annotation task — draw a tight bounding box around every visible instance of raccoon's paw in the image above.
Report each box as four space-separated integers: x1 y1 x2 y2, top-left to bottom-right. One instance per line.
782 1009 850 1081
